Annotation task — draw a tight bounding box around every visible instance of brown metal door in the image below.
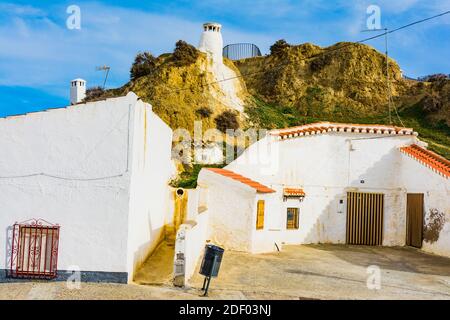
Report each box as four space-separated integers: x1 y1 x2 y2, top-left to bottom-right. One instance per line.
346 192 384 245
406 193 424 248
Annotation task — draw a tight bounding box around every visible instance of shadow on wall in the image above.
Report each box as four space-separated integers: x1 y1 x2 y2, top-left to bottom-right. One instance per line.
2 226 13 280
299 152 400 253
131 217 166 278
298 150 450 276
301 149 401 245
424 208 446 244
132 189 188 282
173 189 188 232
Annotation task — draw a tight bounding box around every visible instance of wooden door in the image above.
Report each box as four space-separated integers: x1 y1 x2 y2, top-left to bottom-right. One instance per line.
346 192 384 245
406 193 424 248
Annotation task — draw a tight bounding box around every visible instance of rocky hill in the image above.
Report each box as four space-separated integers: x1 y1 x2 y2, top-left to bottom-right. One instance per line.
86 40 450 159
87 42 249 133
236 41 450 158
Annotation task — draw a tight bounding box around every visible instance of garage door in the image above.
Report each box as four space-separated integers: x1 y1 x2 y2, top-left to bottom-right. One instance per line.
346 192 384 245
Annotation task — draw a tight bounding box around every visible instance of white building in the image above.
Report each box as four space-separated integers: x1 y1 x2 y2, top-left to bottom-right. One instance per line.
0 92 175 283
198 122 450 257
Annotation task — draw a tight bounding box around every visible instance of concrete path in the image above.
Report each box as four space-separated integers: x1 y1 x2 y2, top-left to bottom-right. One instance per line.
188 244 450 300
133 241 175 286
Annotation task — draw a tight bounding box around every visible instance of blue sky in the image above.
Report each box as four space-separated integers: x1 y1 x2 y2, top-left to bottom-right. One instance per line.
0 0 449 117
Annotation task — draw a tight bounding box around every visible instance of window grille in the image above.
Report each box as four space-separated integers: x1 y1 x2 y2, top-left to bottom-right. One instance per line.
9 219 60 279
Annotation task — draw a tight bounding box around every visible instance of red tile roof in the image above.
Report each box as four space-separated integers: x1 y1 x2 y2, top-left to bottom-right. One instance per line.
206 168 275 193
271 122 416 140
400 144 450 178
283 188 306 196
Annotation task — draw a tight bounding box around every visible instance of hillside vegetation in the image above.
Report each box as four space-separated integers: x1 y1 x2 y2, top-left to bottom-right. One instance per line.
86 41 249 133
237 41 450 158
85 40 450 159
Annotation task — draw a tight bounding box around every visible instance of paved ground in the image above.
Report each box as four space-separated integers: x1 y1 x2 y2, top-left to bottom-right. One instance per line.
189 244 450 300
1 245 449 300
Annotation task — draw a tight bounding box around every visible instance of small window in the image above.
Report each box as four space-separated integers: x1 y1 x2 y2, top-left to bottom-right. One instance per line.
256 200 265 230
286 208 299 230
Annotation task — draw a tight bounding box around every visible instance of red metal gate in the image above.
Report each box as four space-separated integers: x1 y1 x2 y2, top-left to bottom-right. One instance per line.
9 219 60 279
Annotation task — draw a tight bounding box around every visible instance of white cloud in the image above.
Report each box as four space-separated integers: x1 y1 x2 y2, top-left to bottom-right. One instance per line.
0 3 46 16
0 1 448 95
0 2 273 93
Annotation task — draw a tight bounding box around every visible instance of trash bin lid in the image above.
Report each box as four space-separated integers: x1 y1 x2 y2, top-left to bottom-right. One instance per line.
206 244 224 252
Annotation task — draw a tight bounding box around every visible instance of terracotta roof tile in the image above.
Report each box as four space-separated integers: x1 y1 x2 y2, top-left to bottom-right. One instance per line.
283 188 306 196
206 168 275 193
400 144 450 178
271 122 417 140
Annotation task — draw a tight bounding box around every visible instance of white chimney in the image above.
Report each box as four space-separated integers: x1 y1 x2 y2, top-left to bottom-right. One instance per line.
70 78 86 105
198 22 223 64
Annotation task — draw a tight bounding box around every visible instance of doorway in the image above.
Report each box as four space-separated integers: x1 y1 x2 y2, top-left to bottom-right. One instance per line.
406 193 424 248
346 192 384 245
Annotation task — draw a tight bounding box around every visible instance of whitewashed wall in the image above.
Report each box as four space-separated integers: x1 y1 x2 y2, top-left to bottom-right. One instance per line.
197 170 256 252
0 94 136 274
250 193 281 253
400 154 450 257
126 98 175 281
225 133 421 249
0 92 175 281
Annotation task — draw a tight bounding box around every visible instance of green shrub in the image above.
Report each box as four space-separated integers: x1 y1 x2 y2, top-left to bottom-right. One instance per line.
310 54 333 72
172 40 199 66
170 164 223 189
215 110 240 132
196 106 213 118
83 86 105 102
270 39 291 56
130 52 157 80
422 93 443 113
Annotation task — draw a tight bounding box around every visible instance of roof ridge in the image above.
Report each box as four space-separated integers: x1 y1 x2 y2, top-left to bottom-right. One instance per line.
410 144 450 166
400 144 450 178
271 122 416 140
0 93 135 121
206 168 275 193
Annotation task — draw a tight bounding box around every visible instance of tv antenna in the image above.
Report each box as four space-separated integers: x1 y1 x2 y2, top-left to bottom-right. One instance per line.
96 65 110 89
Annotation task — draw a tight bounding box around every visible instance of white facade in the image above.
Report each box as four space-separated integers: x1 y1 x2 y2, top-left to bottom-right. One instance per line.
70 78 86 105
199 122 450 257
400 153 450 257
0 92 175 282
